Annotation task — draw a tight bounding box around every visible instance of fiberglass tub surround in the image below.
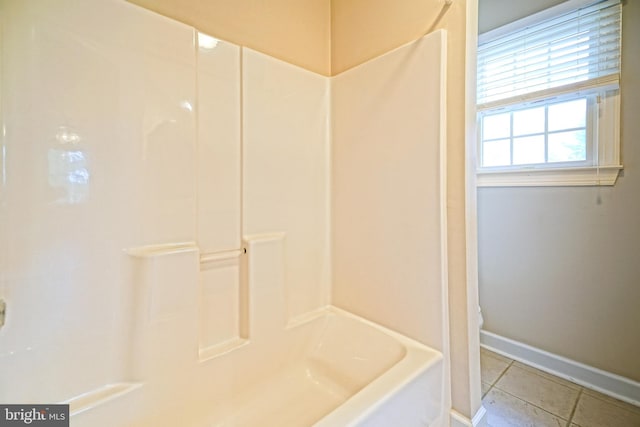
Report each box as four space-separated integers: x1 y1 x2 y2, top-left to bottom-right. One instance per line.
0 0 448 425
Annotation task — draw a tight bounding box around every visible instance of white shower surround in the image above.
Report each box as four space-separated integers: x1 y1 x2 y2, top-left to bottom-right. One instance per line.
0 0 449 425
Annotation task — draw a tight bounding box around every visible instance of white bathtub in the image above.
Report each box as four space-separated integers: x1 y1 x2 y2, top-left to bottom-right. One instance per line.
72 306 443 427
293 308 444 427
113 307 442 427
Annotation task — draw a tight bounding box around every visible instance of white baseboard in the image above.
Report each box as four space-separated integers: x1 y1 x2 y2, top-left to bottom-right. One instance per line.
450 405 487 427
480 330 640 407
472 405 488 426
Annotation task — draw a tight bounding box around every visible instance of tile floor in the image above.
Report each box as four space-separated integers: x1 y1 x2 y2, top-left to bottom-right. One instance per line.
481 347 640 427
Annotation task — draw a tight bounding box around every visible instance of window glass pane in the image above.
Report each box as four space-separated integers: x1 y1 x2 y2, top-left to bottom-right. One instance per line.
548 98 587 131
513 135 545 165
483 113 510 140
548 130 586 162
483 139 511 167
513 107 545 136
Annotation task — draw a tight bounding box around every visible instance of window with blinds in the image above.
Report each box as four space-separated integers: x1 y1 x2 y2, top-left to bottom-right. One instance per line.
477 0 621 106
476 0 623 187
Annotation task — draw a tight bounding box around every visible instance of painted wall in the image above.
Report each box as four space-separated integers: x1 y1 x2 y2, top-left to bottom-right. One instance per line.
126 0 331 76
478 0 567 33
478 0 640 382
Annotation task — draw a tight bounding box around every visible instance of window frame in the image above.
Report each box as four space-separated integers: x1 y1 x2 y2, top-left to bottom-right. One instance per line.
476 0 622 187
477 84 621 187
479 93 596 171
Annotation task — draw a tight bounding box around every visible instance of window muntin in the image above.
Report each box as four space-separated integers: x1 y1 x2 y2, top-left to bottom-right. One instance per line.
480 95 592 169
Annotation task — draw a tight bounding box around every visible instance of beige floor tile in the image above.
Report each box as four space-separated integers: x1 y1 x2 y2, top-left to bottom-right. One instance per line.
482 381 492 397
483 388 566 427
582 388 640 415
481 349 512 385
495 364 580 419
513 361 581 390
482 347 513 364
572 393 640 427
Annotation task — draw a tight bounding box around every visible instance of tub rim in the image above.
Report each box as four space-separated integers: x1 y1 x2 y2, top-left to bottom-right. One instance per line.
306 305 443 427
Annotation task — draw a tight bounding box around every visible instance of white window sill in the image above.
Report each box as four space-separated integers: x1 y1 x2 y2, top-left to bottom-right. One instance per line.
477 165 623 187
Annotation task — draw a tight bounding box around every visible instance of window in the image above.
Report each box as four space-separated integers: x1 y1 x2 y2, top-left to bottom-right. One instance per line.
476 0 622 187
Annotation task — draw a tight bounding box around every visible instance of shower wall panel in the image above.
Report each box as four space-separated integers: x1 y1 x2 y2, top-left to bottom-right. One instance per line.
331 31 448 352
195 36 244 356
242 49 331 322
0 0 196 403
0 0 333 411
196 38 241 254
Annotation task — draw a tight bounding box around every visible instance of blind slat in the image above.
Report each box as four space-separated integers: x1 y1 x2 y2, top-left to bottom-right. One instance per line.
480 19 620 65
481 0 620 48
478 46 618 89
481 11 620 58
477 0 621 104
481 5 620 52
478 37 620 75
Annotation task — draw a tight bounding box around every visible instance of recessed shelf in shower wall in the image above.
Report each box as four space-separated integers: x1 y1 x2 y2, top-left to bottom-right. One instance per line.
198 248 248 362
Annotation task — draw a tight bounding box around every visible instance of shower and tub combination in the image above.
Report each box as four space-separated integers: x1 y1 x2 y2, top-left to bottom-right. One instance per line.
0 0 450 425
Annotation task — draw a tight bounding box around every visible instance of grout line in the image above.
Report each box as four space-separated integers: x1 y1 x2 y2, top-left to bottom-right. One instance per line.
511 359 582 391
491 358 515 387
567 387 584 426
493 386 572 423
585 390 640 415
485 352 575 423
480 334 640 407
482 383 492 399
487 349 583 392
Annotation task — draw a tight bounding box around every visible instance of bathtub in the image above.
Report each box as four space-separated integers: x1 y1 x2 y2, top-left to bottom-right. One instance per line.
198 307 444 427
72 306 443 427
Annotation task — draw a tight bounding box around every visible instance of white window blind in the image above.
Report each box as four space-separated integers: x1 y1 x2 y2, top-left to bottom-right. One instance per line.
477 0 621 106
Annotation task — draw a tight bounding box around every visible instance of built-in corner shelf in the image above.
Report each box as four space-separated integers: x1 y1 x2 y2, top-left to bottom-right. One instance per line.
125 242 198 258
63 383 142 416
200 249 244 264
199 337 249 362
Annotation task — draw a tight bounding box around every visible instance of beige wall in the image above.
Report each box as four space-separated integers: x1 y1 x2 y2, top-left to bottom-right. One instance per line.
126 0 331 75
478 0 566 33
330 0 454 74
478 0 640 382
